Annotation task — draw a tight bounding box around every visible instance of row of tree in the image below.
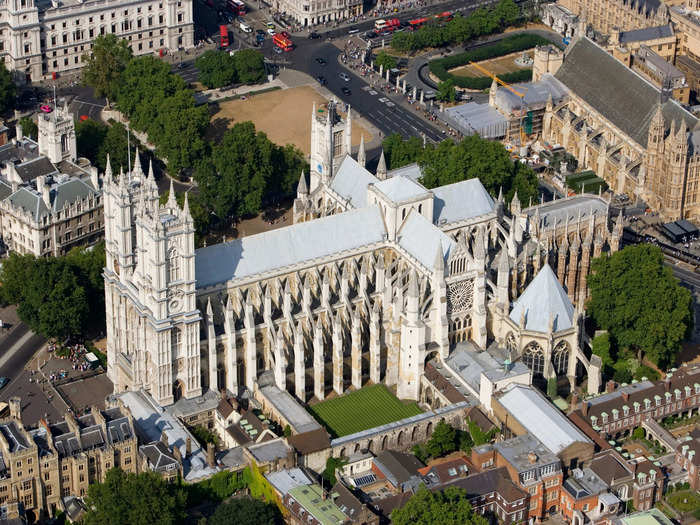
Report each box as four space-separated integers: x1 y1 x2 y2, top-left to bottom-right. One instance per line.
195 49 266 89
390 0 520 52
382 133 539 207
0 62 17 115
0 244 106 340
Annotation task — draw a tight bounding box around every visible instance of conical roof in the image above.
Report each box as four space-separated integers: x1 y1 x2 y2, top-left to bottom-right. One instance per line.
509 264 574 333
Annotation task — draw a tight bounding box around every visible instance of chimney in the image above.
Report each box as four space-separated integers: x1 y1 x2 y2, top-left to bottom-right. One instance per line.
36 176 50 208
161 431 169 447
172 444 182 464
664 378 671 392
186 436 192 458
606 380 616 393
8 398 20 420
15 122 23 142
582 401 590 416
621 391 629 402
206 442 215 468
528 452 538 464
571 392 579 408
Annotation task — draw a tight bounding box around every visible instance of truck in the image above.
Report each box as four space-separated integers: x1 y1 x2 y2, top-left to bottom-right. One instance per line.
273 33 293 51
219 25 229 48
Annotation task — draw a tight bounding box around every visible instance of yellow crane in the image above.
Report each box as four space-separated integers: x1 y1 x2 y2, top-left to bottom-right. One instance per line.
469 61 529 145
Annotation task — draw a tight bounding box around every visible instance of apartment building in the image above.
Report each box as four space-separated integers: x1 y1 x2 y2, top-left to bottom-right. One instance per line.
0 106 104 256
0 0 194 82
273 0 362 28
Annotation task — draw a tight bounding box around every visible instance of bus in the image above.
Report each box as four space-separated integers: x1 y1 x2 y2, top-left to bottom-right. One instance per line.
434 11 453 22
407 17 429 29
273 33 293 51
374 19 387 30
227 0 246 16
219 25 229 48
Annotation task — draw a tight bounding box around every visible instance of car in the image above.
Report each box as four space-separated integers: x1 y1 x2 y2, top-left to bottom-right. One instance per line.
316 75 327 85
267 28 276 35
40 104 53 113
239 21 252 33
273 46 283 54
308 31 320 39
315 57 326 65
365 30 377 38
177 62 187 69
341 86 351 95
339 72 350 82
266 21 275 29
256 28 265 35
0 377 9 389
380 30 392 37
348 28 359 34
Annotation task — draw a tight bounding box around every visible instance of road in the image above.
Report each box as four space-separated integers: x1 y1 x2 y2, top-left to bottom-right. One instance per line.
0 323 45 388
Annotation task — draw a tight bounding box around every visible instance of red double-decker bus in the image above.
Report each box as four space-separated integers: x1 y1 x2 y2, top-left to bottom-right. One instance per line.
227 0 246 15
408 17 429 29
273 33 293 51
220 25 229 47
434 11 453 22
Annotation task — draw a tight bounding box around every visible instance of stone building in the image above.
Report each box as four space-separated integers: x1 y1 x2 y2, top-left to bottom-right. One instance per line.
104 102 618 428
675 426 700 490
533 36 700 220
0 0 194 82
0 107 104 256
0 397 138 521
558 0 670 38
272 0 362 27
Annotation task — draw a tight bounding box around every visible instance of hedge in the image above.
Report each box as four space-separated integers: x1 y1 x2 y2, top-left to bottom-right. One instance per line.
428 33 552 90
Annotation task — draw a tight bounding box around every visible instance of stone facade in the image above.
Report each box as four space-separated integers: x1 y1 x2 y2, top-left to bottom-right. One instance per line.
0 0 194 82
271 0 362 27
558 0 669 38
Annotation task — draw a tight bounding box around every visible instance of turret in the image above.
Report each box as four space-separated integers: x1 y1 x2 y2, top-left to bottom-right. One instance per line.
357 134 366 168
376 149 387 180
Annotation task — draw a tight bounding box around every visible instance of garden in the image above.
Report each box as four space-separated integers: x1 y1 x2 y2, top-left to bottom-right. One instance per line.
428 34 554 90
566 171 608 195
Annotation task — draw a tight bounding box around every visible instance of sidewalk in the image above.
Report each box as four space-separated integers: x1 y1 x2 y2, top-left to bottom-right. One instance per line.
193 77 285 104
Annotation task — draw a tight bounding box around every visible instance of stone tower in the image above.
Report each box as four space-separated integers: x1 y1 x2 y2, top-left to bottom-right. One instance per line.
532 45 564 82
309 101 352 193
37 102 76 164
104 156 202 406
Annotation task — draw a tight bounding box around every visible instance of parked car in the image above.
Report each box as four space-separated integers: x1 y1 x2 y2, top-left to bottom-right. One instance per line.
339 72 350 82
267 28 276 35
365 31 377 38
308 31 320 39
0 377 9 389
239 21 252 33
316 75 327 85
341 86 351 96
315 57 327 65
273 46 283 54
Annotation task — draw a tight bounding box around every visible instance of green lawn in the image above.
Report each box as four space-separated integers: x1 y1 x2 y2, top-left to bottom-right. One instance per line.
309 384 423 438
666 490 700 513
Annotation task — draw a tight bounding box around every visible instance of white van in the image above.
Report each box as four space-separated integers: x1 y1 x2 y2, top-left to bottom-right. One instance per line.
239 21 252 33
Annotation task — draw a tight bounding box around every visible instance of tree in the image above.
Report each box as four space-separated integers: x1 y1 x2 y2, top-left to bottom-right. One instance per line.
76 118 109 168
425 421 457 458
391 486 489 525
19 116 37 140
82 34 133 100
0 62 16 115
233 49 265 84
437 79 457 102
375 51 397 71
632 427 645 441
382 133 424 170
588 245 693 368
322 456 346 486
196 50 238 89
208 497 283 525
82 468 186 525
493 0 520 29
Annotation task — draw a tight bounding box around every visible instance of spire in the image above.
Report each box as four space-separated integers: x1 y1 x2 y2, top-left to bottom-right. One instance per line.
297 170 308 196
118 166 126 188
183 191 192 220
498 248 509 273
206 297 213 317
133 148 142 176
105 154 113 180
408 269 419 298
166 178 177 209
376 149 387 180
357 134 366 168
147 159 155 182
497 186 503 203
510 190 521 214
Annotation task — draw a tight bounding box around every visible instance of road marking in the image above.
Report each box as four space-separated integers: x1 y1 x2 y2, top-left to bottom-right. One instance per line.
369 90 378 95
73 99 105 108
0 330 35 371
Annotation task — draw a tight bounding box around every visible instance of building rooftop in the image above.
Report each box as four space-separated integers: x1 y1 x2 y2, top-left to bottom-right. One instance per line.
266 468 313 496
140 441 179 472
431 177 496 225
442 466 527 502
397 210 455 270
526 194 608 230
373 450 424 490
374 175 430 203
386 163 423 182
444 342 529 394
497 385 591 455
562 467 609 499
444 102 508 139
287 484 348 525
618 24 674 44
195 206 387 288
495 74 570 114
614 508 674 525
329 155 379 209
258 384 322 434
554 37 698 148
246 437 292 463
509 264 575 333
635 46 685 82
494 433 560 474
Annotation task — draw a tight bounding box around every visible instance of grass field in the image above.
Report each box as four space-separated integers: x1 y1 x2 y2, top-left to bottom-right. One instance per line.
451 49 534 78
309 384 423 438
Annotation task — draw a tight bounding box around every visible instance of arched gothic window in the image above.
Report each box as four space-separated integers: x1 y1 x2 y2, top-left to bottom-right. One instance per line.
168 248 179 282
552 340 570 375
523 341 545 376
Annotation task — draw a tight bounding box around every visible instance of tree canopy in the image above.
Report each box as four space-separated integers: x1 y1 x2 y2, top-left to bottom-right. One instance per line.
0 61 16 115
436 79 457 102
82 468 186 525
19 116 37 141
194 121 308 225
82 34 134 100
588 244 693 368
0 244 105 340
207 497 283 525
195 49 265 89
374 51 397 71
424 421 457 458
391 486 489 525
382 133 538 206
233 49 266 84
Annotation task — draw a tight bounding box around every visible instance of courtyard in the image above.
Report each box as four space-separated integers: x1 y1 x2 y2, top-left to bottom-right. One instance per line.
208 85 373 156
450 49 535 78
308 384 423 438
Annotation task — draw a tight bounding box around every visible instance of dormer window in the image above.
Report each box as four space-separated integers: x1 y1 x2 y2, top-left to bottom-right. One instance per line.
622 405 629 417
634 401 640 413
612 409 619 420
644 398 651 409
674 389 681 400
685 386 691 397
695 383 700 394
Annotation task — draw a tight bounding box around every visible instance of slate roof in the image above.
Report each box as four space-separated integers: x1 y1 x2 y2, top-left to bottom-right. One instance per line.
14 156 57 182
373 450 424 489
195 206 387 288
432 178 496 225
329 155 378 208
618 24 674 44
259 384 322 434
442 467 527 502
387 163 423 182
497 385 591 455
589 450 634 486
374 175 429 203
554 37 698 147
140 441 179 471
266 468 313 496
526 194 608 230
397 211 455 270
287 428 331 455
5 177 98 221
509 264 574 333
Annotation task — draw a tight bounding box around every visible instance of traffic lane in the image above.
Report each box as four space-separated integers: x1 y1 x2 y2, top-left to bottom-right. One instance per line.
0 325 45 383
70 98 104 121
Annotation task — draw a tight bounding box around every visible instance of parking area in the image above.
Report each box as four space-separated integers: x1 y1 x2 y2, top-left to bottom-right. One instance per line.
0 369 66 427
58 374 114 414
